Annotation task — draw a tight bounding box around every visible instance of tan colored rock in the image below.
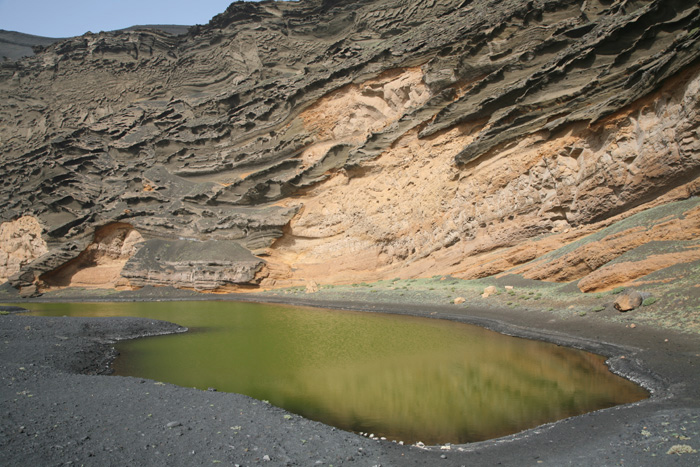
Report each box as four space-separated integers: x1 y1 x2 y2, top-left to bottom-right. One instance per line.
300 67 430 148
0 216 48 284
481 286 498 298
614 291 643 312
19 283 38 298
41 223 143 289
519 205 700 288
578 246 700 293
453 297 466 305
305 281 320 294
263 67 700 288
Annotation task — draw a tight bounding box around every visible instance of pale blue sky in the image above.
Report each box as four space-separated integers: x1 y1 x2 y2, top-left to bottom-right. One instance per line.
0 0 266 37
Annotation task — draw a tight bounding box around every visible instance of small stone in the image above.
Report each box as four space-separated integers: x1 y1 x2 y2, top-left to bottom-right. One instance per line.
630 323 636 329
305 281 320 294
262 455 271 461
482 285 498 298
667 444 697 455
207 387 217 392
440 454 447 459
453 297 466 305
166 421 182 428
505 285 514 290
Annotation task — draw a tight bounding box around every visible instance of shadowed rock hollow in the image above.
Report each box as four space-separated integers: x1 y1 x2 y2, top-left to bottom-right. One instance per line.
1 0 699 295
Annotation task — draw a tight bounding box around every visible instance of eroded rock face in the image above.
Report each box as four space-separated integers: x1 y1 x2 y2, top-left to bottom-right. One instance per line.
0 216 48 283
120 239 266 292
1 0 699 292
264 68 700 287
519 201 700 291
40 223 143 290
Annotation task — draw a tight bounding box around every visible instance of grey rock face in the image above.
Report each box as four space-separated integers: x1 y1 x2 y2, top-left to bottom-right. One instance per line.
121 239 267 291
0 0 699 292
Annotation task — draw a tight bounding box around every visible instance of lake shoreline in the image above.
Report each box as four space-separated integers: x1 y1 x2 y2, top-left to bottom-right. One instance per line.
2 290 699 465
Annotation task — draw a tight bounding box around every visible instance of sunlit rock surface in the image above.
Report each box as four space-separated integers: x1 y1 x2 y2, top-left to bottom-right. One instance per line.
0 216 48 284
0 0 699 293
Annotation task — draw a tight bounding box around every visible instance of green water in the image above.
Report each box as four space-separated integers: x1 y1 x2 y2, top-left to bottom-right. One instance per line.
25 301 648 444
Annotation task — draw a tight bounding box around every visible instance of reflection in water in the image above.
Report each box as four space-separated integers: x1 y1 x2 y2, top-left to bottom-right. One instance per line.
26 301 648 444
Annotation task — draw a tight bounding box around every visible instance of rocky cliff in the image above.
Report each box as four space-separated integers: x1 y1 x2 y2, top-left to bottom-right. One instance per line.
1 0 699 295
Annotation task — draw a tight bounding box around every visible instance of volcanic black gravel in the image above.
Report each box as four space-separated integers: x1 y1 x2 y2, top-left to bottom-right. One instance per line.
1 298 699 466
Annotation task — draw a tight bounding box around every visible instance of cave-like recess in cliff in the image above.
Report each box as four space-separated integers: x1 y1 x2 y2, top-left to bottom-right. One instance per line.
27 301 647 445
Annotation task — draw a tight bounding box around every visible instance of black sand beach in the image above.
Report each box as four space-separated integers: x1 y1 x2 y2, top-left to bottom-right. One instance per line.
1 293 699 466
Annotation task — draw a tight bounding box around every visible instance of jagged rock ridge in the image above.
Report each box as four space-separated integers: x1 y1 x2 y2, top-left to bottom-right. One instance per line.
0 0 699 294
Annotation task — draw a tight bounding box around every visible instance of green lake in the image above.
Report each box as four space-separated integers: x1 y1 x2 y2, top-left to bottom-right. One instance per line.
25 300 648 444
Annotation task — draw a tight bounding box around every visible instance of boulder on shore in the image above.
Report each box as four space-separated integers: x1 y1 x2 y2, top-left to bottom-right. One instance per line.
614 291 643 312
305 281 320 294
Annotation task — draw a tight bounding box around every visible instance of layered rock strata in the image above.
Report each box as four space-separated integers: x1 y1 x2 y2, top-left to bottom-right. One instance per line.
0 0 699 293
39 223 143 290
120 239 267 291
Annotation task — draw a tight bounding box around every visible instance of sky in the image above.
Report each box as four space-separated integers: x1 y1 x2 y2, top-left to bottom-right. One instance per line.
0 0 264 38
